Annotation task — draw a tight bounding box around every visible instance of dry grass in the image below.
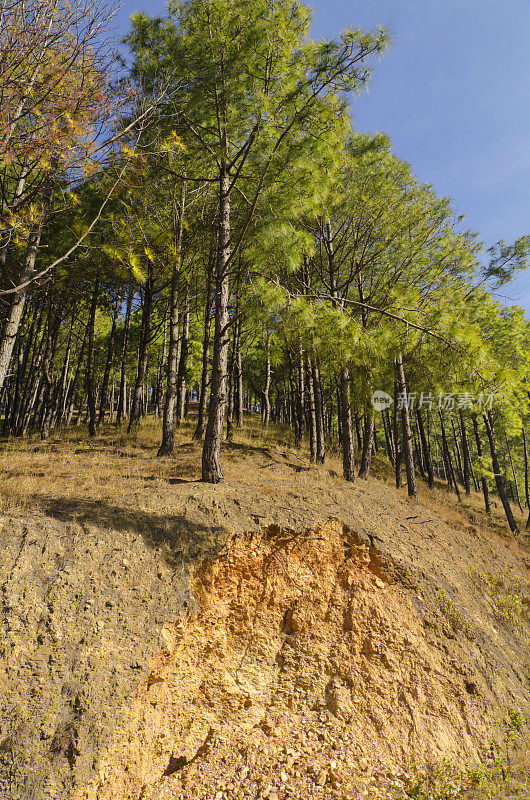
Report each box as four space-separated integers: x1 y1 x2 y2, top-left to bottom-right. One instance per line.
0 406 526 550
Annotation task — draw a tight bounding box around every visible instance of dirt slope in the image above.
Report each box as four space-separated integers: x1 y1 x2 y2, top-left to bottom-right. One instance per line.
0 423 529 800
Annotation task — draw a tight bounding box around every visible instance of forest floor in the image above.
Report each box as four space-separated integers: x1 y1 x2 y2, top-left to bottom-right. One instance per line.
0 410 529 800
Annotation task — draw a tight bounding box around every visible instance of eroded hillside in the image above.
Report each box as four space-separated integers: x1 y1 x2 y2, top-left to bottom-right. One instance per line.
1 420 529 800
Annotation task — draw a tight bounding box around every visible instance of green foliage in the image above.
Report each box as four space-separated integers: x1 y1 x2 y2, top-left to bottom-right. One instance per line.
437 590 475 639
405 710 528 799
484 237 530 289
469 568 526 625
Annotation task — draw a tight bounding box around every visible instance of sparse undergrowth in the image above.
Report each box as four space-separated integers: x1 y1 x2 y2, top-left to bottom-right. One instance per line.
405 710 529 800
437 590 475 639
469 568 527 626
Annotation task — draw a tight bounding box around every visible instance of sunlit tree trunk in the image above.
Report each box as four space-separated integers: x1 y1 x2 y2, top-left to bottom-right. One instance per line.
202 164 231 483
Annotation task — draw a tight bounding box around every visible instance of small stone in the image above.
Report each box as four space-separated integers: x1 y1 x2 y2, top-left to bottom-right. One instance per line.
316 769 328 786
280 770 288 782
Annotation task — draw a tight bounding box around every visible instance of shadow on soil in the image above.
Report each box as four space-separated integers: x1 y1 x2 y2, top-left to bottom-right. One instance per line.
37 496 228 568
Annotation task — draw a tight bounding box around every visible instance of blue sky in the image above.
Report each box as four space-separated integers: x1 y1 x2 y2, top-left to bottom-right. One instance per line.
115 0 530 312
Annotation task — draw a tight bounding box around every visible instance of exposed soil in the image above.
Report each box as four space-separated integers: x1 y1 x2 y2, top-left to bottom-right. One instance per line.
0 420 529 799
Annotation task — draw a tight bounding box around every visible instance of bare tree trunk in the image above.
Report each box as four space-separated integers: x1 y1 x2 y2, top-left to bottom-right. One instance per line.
339 367 355 482
451 415 465 488
458 410 472 495
306 361 317 463
40 307 63 440
154 315 167 416
86 281 99 437
395 353 417 499
483 411 519 533
439 411 461 500
294 347 305 448
64 341 86 429
54 305 76 428
393 378 402 489
382 409 395 466
416 408 434 488
98 290 121 426
128 275 154 432
33 299 59 437
505 433 523 514
193 258 214 441
413 425 425 481
0 223 43 394
202 164 230 483
176 285 189 424
358 406 374 479
116 288 133 426
226 322 236 443
158 265 180 456
262 331 271 426
6 337 24 435
312 358 325 464
234 315 243 428
522 427 530 530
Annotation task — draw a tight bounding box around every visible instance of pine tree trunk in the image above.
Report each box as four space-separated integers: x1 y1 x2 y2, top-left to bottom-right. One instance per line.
33 302 58 436
483 411 519 533
416 408 434 487
226 323 236 443
154 316 167 416
458 410 472 495
193 261 214 440
382 409 395 466
393 378 402 489
339 367 355 482
505 433 523 514
6 337 25 435
295 348 305 448
116 288 133 426
54 307 76 428
451 416 465 487
158 265 180 456
40 311 61 440
98 290 121 426
235 315 243 427
395 353 417 499
86 281 99 437
176 286 189 424
439 411 461 499
0 223 43 394
128 276 154 432
262 332 271 426
358 407 374 479
65 321 89 427
306 361 317 463
522 427 530 530
4 301 32 434
473 414 491 516
312 358 325 464
413 427 425 481
12 302 43 433
202 164 231 483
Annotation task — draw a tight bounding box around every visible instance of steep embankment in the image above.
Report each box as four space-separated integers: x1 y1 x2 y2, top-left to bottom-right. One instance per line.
0 427 529 800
